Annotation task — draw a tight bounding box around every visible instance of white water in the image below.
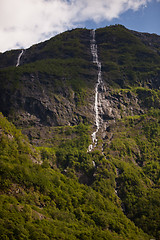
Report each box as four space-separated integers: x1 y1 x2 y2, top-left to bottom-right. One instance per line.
16 50 24 67
88 30 103 152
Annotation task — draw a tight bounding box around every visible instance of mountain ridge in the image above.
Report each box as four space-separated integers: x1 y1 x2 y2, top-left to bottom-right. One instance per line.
0 24 160 239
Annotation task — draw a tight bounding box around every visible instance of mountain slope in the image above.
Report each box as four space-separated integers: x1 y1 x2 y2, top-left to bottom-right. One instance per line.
0 25 160 239
0 112 151 240
0 26 160 129
96 25 160 89
0 29 96 127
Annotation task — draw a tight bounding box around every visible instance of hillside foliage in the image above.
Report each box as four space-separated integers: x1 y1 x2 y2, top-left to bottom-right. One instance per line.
0 25 160 239
0 112 151 240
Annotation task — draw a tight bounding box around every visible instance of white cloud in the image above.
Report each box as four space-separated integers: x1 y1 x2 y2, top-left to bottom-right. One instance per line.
0 0 154 52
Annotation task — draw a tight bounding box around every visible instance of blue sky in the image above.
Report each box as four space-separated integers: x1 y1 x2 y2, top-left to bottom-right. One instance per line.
0 0 160 52
85 1 160 35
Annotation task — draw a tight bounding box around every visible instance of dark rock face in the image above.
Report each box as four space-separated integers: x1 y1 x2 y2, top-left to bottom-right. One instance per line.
1 72 94 127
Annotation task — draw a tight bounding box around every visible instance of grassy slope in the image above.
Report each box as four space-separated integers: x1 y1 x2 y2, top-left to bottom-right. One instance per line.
103 108 160 239
0 112 150 240
80 87 160 239
95 25 160 239
97 25 160 89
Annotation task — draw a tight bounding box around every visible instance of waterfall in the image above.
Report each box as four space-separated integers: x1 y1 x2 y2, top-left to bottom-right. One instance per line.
88 29 103 152
16 50 24 67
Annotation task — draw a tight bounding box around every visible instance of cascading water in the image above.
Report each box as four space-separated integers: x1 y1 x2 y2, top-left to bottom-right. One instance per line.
16 50 24 67
88 29 103 152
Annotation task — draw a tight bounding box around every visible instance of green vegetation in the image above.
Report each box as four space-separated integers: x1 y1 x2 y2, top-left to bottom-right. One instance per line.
0 29 94 121
0 113 151 239
103 108 160 239
97 25 160 88
0 25 160 239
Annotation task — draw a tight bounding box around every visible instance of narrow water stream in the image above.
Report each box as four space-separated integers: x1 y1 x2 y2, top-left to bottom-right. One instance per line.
88 30 103 152
88 31 126 208
16 50 24 67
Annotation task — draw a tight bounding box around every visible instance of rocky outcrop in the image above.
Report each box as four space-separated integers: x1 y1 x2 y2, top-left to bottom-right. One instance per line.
99 87 143 121
6 71 95 127
95 85 146 144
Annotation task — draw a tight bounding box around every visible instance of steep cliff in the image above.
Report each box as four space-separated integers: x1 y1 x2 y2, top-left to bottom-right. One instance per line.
0 29 96 128
0 26 160 130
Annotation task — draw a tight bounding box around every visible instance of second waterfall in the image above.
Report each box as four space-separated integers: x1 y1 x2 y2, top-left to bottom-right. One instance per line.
88 29 103 152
